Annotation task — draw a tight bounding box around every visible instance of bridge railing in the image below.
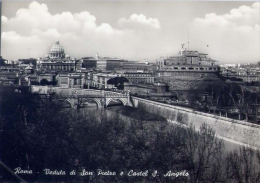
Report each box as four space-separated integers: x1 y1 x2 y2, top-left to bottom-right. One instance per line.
50 88 103 96
30 86 129 97
104 92 128 97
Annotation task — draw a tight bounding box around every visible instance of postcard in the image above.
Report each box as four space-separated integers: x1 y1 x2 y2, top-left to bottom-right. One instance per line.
0 0 259 182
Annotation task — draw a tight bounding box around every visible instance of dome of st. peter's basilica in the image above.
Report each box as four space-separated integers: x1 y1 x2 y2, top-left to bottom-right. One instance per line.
49 39 65 59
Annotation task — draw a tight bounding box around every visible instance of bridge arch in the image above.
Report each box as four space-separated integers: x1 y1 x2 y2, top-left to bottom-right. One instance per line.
65 99 74 108
81 98 102 109
106 98 127 107
54 98 102 109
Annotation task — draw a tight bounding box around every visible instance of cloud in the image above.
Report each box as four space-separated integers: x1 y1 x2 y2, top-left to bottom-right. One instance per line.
190 2 259 63
3 1 98 36
118 14 161 29
1 16 8 24
1 1 161 61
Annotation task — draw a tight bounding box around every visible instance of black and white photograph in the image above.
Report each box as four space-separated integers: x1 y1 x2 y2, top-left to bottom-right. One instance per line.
0 0 259 182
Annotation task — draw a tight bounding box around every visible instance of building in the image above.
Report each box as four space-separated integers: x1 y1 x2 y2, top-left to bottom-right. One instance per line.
37 40 81 72
124 83 157 95
236 69 260 82
157 45 218 67
122 61 152 71
124 82 175 99
106 59 125 71
81 53 124 71
220 65 260 83
24 65 34 74
123 72 154 84
0 70 19 85
91 72 118 89
155 45 220 91
37 73 56 83
81 57 97 69
0 67 19 72
96 58 107 70
18 58 37 67
116 69 147 74
57 72 84 88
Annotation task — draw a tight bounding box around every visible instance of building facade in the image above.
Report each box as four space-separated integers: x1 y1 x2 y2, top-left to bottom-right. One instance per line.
37 40 81 72
155 46 220 91
91 72 118 89
123 73 154 84
124 82 174 99
57 72 84 88
81 53 124 71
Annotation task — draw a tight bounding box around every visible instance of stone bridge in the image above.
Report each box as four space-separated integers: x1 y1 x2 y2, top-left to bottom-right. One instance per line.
30 86 130 109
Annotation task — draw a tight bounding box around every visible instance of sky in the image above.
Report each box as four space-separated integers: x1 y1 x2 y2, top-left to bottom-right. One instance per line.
1 0 259 64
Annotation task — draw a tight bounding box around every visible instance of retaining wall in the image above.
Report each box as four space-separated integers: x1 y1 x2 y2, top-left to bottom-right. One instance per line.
132 97 260 149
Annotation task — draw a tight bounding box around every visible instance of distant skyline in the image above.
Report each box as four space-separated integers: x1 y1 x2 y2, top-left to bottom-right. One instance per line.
1 0 259 64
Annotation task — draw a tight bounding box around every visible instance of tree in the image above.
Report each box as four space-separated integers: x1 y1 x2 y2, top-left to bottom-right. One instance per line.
0 86 77 181
30 81 40 85
40 79 49 85
186 80 258 120
0 86 39 180
0 56 7 66
226 147 260 183
181 124 227 183
107 77 129 90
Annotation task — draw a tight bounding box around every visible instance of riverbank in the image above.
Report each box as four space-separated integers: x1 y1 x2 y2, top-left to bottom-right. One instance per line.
106 105 242 152
106 105 166 121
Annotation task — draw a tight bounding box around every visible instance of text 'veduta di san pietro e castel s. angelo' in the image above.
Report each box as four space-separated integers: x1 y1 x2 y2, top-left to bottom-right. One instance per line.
14 167 189 178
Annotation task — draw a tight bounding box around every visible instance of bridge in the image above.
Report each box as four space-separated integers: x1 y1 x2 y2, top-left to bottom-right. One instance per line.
30 86 131 109
29 86 260 149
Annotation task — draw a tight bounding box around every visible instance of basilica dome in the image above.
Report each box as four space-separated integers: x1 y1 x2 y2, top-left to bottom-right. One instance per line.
49 39 65 59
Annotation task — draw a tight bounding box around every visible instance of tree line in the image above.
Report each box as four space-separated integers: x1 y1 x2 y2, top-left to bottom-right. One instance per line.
0 85 259 182
186 80 260 122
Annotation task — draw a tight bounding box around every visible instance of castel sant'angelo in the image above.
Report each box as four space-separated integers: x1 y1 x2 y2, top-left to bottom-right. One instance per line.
155 45 220 92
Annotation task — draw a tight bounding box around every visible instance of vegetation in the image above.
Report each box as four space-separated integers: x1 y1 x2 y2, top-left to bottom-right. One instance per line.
107 76 129 90
0 57 7 66
186 81 260 122
0 86 259 182
106 106 166 121
40 79 57 86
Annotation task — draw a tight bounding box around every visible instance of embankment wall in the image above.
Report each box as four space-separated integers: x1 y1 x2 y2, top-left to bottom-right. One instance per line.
132 97 260 149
